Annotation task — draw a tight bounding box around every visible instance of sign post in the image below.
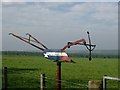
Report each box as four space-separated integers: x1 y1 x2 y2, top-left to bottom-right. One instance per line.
56 61 61 90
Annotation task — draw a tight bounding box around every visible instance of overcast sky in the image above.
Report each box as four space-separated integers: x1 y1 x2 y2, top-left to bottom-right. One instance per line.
1 0 119 51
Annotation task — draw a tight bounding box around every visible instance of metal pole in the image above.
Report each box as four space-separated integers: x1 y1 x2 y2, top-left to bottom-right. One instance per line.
103 75 107 90
87 31 92 61
56 62 61 90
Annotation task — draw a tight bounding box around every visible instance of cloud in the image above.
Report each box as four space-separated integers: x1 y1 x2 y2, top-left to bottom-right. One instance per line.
2 0 120 2
69 2 118 23
2 0 25 2
2 2 118 50
92 3 118 22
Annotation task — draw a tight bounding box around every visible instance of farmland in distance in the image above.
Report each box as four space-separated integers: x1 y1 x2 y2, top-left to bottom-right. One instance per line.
2 51 118 89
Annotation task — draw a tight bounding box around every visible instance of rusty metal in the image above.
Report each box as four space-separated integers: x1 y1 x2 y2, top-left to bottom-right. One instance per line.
56 61 61 90
9 32 96 61
9 32 96 90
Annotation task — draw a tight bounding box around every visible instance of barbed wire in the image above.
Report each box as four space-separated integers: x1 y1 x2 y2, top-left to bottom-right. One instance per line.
44 76 88 88
3 68 88 88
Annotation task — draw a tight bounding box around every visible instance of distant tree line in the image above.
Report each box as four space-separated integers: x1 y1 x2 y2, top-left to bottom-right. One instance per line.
68 53 118 58
1 51 118 58
2 51 43 56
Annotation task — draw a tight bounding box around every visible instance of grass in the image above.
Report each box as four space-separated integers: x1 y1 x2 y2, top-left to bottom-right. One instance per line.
2 55 118 89
0 55 2 89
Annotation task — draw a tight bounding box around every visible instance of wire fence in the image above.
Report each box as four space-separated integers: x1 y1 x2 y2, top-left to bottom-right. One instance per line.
44 76 88 89
2 67 88 89
4 67 119 89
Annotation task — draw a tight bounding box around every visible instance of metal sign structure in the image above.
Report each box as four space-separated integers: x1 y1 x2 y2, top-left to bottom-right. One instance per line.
9 32 96 90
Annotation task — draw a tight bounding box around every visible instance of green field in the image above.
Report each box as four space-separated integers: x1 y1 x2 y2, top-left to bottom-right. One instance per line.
2 55 118 89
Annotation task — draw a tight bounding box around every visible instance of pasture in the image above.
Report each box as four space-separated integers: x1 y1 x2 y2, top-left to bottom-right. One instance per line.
2 54 118 89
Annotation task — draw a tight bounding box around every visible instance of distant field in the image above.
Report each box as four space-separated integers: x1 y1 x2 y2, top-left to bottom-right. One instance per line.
2 55 118 89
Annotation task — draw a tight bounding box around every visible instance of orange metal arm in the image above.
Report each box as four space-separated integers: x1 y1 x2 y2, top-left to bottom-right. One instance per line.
9 33 45 51
26 33 48 49
61 39 86 51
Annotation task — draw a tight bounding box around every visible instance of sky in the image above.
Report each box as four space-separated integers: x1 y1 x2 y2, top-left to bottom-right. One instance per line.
1 0 119 51
1 0 120 2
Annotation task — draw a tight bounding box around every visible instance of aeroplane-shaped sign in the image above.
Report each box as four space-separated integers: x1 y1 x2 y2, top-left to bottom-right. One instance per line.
9 32 96 63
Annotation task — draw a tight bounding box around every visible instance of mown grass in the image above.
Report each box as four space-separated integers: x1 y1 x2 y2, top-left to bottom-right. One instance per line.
2 55 118 89
0 55 2 89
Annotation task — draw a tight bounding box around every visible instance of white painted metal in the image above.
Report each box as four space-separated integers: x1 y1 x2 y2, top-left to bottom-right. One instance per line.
103 76 120 90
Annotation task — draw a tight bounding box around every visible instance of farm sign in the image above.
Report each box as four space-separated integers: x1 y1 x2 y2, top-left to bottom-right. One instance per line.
9 31 96 90
9 32 96 62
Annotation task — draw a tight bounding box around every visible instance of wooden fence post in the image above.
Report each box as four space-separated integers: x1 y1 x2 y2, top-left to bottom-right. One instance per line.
40 74 45 90
3 67 8 90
